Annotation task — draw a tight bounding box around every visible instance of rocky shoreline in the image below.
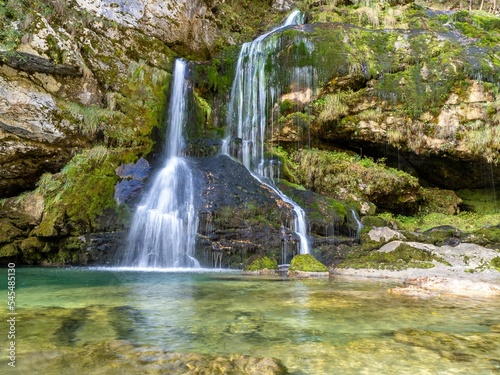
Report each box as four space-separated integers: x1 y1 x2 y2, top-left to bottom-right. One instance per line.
333 240 500 297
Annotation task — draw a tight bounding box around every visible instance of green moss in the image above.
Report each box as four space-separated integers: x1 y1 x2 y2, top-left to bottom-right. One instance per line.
0 243 18 257
295 149 421 213
420 188 462 215
389 211 500 234
289 254 328 272
491 257 500 271
361 216 387 228
34 148 133 237
470 227 500 246
244 256 278 271
268 146 300 184
20 237 46 253
457 188 499 214
337 243 447 270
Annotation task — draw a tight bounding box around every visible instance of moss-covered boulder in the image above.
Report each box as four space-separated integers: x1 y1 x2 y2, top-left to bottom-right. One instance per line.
243 256 279 275
288 254 329 277
337 242 450 270
295 149 422 214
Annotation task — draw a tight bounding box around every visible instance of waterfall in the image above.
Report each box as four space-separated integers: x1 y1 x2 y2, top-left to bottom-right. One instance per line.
122 59 200 268
223 10 311 255
350 209 363 239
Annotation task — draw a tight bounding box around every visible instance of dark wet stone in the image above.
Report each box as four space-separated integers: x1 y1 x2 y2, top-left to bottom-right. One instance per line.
115 158 150 180
114 179 144 205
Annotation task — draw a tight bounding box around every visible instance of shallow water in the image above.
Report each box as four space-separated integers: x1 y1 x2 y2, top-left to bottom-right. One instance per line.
1 267 499 374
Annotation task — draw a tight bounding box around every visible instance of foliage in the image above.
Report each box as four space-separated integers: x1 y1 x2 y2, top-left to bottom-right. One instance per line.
289 254 329 272
318 91 350 123
0 0 23 50
269 146 301 184
63 102 114 138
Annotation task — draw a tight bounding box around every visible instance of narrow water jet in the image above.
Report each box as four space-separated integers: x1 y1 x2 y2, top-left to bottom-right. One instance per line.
223 10 311 255
350 209 363 240
122 59 200 268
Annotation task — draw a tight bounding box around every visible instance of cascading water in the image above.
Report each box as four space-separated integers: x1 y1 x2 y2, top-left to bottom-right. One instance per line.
350 209 363 239
223 10 311 255
122 59 200 268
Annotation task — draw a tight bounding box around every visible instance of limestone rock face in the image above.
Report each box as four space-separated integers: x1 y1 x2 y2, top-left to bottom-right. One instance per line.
75 0 229 59
0 70 89 196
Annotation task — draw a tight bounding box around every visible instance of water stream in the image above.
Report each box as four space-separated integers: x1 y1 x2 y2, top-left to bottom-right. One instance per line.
223 10 311 255
122 59 199 268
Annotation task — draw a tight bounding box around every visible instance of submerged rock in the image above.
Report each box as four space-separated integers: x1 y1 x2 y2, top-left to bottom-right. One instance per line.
22 340 289 375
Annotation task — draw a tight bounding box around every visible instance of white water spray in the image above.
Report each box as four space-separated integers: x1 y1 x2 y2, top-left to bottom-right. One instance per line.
123 59 200 268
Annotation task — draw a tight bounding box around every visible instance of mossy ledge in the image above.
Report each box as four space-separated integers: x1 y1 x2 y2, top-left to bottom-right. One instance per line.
337 243 451 271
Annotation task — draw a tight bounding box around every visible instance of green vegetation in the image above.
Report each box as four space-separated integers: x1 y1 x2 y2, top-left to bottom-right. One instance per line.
491 257 500 271
244 256 278 271
338 243 450 270
289 254 329 272
377 211 488 232
34 147 132 238
0 0 23 50
295 149 421 212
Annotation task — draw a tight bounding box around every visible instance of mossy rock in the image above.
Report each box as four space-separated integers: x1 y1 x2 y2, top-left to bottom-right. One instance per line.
470 227 500 247
337 243 449 270
0 243 19 258
491 257 500 272
360 216 387 228
420 188 462 215
294 149 421 214
288 254 329 272
423 225 462 246
244 255 278 272
0 219 24 243
20 237 46 254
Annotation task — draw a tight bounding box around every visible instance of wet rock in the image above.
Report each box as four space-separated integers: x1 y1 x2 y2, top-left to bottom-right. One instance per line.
195 155 295 267
423 225 461 246
115 157 150 180
393 329 499 363
114 157 150 204
367 227 405 243
25 340 289 374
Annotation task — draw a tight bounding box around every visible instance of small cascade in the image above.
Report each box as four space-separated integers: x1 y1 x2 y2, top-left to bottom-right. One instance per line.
122 59 200 268
223 10 311 255
350 209 363 240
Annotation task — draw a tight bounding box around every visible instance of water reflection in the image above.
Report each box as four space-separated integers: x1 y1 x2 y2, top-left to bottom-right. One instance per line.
0 268 498 374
